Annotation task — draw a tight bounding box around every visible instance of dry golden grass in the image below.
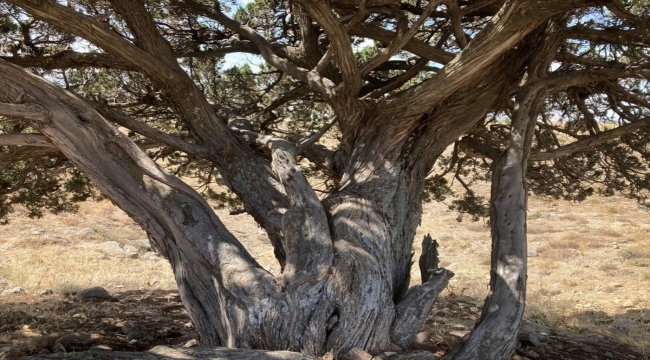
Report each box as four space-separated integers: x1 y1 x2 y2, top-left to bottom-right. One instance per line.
0 192 649 355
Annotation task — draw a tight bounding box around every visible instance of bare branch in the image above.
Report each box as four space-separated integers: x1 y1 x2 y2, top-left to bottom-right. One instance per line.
397 0 609 119
90 101 211 157
178 0 336 97
529 116 650 161
0 133 53 147
0 102 47 121
448 0 470 49
297 116 337 155
363 58 431 99
359 0 442 77
349 23 454 64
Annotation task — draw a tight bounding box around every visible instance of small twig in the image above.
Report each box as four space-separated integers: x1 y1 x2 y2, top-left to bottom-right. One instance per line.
297 116 337 155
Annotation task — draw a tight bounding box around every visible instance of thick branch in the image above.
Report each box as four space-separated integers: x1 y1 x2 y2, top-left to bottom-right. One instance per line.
0 58 284 347
0 133 53 147
299 0 361 95
398 0 605 118
0 102 47 121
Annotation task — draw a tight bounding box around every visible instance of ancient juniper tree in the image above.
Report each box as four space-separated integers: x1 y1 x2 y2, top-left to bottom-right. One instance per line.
1 0 649 358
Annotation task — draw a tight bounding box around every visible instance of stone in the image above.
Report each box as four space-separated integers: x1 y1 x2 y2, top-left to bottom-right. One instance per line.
122 244 139 258
410 332 437 352
132 238 153 251
127 331 144 340
387 350 437 359
1 286 24 296
182 339 199 348
39 289 53 296
518 331 542 347
55 332 92 350
32 333 60 348
344 348 373 360
90 344 113 351
74 286 113 301
122 321 138 335
95 240 125 255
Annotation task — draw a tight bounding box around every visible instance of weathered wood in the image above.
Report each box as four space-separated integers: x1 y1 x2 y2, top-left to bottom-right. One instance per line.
444 85 538 360
19 346 315 360
419 234 440 283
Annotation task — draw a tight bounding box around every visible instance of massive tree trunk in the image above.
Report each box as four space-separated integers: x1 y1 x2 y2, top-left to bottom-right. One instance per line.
0 60 456 358
0 25 544 358
0 0 587 357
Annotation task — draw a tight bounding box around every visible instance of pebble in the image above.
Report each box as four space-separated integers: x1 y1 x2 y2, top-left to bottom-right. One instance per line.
0 287 24 296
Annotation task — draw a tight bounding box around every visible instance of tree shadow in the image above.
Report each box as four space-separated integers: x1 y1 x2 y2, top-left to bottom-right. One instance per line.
417 294 649 359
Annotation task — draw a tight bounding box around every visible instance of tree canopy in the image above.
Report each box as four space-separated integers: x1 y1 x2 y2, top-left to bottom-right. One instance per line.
0 0 649 358
1 0 649 222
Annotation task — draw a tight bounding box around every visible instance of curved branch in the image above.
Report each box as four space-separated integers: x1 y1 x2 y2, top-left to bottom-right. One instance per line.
529 116 650 161
349 23 455 64
178 0 335 97
359 0 442 77
0 58 284 347
398 0 606 119
300 0 361 96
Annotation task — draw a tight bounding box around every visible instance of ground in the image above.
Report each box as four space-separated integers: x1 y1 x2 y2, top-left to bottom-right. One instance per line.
0 193 649 359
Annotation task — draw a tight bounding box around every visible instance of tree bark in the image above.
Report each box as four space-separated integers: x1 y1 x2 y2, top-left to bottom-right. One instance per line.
444 87 538 360
0 59 455 359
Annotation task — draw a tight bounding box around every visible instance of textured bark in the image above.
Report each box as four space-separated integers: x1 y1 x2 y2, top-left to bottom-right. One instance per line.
444 87 538 360
0 59 455 359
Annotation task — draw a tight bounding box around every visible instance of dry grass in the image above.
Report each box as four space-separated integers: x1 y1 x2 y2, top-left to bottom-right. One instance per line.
0 192 649 355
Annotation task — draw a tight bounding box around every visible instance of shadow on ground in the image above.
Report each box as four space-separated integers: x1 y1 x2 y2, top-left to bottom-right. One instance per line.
0 291 647 359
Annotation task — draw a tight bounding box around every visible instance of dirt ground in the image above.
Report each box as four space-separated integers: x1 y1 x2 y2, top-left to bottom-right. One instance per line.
0 193 649 359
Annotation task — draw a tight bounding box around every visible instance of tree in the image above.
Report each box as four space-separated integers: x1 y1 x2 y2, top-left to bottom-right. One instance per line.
1 0 649 358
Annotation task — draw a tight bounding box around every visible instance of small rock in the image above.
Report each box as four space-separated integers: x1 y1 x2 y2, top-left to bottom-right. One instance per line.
524 350 540 358
127 331 144 340
518 331 542 347
446 330 469 339
55 332 92 350
182 339 199 348
622 301 635 308
95 240 124 255
387 350 437 359
75 286 113 301
1 286 24 296
90 344 112 351
122 245 139 258
410 332 437 352
604 351 614 358
32 314 46 322
610 283 623 288
32 333 60 348
132 239 153 251
344 348 373 360
527 251 539 257
39 289 53 296
122 321 139 335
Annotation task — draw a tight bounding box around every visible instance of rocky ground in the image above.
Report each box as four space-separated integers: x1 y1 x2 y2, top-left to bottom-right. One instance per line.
0 287 645 359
